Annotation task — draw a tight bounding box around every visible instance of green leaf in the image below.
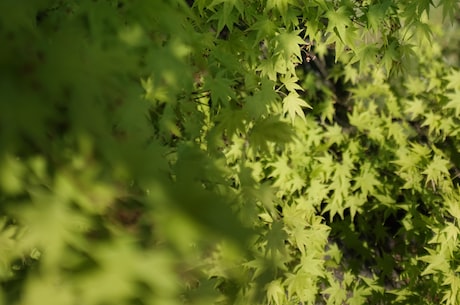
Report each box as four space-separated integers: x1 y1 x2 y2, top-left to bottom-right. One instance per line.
326 6 357 52
269 154 293 189
441 271 460 305
204 71 237 105
326 242 342 264
343 64 358 84
250 18 277 43
404 98 426 120
213 108 247 138
280 75 303 92
353 162 381 197
324 152 354 220
421 111 443 136
420 248 450 275
208 0 244 33
322 277 347 305
445 69 460 90
285 272 317 304
440 0 459 22
249 116 293 152
356 44 379 72
405 76 427 95
258 57 278 81
444 90 460 116
244 78 279 119
307 178 330 207
381 39 399 75
266 220 288 256
347 194 367 221
367 1 391 32
282 92 311 123
274 29 305 62
266 279 286 305
324 123 345 146
422 155 451 189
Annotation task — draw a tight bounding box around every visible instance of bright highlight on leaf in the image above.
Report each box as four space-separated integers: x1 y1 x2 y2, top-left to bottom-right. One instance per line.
2 1 460 305
282 92 311 122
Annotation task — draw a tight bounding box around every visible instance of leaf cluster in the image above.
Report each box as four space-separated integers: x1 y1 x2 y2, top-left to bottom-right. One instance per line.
1 1 460 305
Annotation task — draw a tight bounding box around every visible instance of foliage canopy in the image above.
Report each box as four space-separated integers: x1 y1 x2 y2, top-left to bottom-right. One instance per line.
1 0 460 304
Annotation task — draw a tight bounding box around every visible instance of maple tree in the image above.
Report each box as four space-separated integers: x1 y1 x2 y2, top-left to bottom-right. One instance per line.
1 0 460 304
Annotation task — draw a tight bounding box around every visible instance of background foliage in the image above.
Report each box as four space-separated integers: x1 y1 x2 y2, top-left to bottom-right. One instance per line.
1 0 460 304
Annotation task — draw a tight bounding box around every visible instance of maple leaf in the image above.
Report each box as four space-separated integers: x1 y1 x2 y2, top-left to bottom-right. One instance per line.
381 39 399 75
367 1 391 32
324 153 355 221
307 178 330 206
441 272 460 305
322 278 347 305
324 123 345 146
353 162 381 197
348 105 373 131
326 242 343 264
399 42 417 73
399 170 424 190
410 19 433 44
384 118 408 146
326 6 357 51
441 223 459 249
288 172 306 193
441 0 459 22
203 71 236 104
405 75 426 95
208 0 244 33
269 155 294 189
404 98 425 120
274 29 305 62
244 93 271 119
343 64 358 84
282 202 308 230
445 68 460 90
356 44 379 72
266 220 288 257
444 90 460 116
421 111 442 136
326 6 351 39
250 18 277 43
290 227 310 253
319 98 336 123
410 142 432 160
213 108 246 137
347 194 367 221
256 77 280 105
422 155 451 188
282 92 311 123
280 75 303 92
420 248 450 275
297 251 326 277
314 153 335 180
325 190 346 221
445 195 460 220
266 0 292 11
258 58 278 81
285 272 317 304
438 116 455 138
266 279 286 305
249 116 293 152
269 155 291 179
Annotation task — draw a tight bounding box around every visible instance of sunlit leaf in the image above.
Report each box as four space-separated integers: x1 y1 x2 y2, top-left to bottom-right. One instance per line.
282 92 311 123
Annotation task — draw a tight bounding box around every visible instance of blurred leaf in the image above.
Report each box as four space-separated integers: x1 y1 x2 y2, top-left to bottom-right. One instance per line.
249 116 293 152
